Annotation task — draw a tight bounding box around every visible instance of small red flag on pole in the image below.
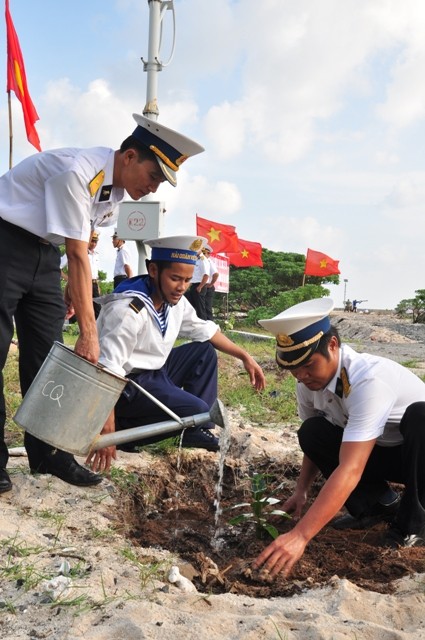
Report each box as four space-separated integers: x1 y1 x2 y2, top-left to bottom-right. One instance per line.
227 239 263 268
304 248 340 276
196 214 239 253
5 0 41 159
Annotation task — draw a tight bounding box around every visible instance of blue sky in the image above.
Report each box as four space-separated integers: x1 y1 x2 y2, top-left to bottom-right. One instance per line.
2 0 425 309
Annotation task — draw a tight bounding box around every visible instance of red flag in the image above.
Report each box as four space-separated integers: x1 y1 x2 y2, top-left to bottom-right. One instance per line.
6 0 41 151
304 248 340 276
227 239 263 268
196 214 239 253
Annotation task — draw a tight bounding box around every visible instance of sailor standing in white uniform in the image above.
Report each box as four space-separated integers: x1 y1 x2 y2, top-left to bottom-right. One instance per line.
185 250 209 319
202 244 219 321
0 114 204 491
112 231 133 288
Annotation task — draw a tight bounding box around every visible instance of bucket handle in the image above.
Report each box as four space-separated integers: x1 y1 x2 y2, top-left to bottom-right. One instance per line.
126 378 183 425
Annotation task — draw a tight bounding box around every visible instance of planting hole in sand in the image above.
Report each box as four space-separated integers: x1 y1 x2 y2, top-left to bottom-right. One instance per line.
116 454 425 598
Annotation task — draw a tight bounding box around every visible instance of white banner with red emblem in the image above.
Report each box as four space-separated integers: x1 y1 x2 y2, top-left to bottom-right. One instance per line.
210 254 229 293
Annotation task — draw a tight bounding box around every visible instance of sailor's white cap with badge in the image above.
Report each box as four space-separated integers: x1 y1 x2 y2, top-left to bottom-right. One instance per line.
144 235 208 265
131 114 204 188
259 298 335 369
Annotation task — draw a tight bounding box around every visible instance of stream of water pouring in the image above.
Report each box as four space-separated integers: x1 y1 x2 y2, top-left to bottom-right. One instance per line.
172 428 186 537
170 405 230 546
211 410 231 550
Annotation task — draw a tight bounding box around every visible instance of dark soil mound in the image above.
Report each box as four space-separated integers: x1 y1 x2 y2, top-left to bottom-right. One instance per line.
118 454 425 599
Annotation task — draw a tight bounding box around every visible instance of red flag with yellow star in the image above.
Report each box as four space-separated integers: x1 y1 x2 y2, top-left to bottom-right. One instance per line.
227 239 263 268
6 0 41 151
196 215 239 253
304 248 340 276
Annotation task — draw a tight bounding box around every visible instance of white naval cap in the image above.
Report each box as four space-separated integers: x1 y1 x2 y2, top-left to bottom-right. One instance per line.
259 298 335 369
132 114 204 188
145 235 208 264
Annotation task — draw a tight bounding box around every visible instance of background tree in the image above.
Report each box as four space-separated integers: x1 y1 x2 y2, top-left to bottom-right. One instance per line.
98 270 114 295
246 283 331 326
396 289 425 323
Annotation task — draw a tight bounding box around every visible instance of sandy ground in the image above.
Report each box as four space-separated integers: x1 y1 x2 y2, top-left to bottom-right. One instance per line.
1 311 425 640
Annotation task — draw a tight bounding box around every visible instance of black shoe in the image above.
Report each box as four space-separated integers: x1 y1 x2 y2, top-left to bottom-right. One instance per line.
0 468 12 493
383 525 425 548
332 494 401 530
31 459 102 487
181 428 219 452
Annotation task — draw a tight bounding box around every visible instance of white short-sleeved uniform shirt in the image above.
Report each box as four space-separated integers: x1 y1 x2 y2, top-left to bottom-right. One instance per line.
113 245 132 278
191 256 209 283
0 147 124 244
297 344 425 447
88 250 100 279
61 250 98 278
205 256 219 283
97 292 219 377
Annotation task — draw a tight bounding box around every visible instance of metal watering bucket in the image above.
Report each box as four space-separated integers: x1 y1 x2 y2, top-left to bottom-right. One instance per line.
14 341 227 457
14 342 127 456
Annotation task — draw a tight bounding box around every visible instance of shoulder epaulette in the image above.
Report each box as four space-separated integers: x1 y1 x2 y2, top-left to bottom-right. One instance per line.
335 367 351 398
129 297 145 314
340 367 351 397
88 170 105 197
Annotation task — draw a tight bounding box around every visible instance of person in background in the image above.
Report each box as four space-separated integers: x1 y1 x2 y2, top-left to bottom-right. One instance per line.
88 230 102 318
112 231 133 289
0 113 203 491
344 299 353 312
352 300 366 313
60 253 69 283
61 229 101 321
86 235 266 473
185 248 208 319
203 244 219 321
253 298 425 579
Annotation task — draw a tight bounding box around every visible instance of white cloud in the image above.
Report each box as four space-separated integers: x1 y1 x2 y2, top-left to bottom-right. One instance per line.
262 214 345 256
371 1 425 127
41 78 135 149
377 51 425 127
374 151 399 166
381 177 425 226
164 174 242 223
155 98 201 132
204 102 246 158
